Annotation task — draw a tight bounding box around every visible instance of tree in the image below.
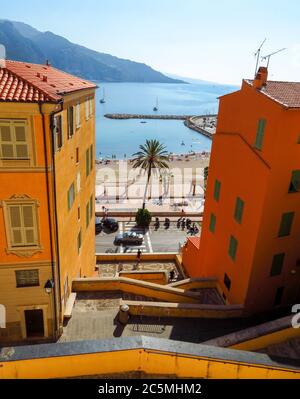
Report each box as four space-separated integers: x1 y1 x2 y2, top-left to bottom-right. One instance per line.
132 139 169 209
136 208 152 228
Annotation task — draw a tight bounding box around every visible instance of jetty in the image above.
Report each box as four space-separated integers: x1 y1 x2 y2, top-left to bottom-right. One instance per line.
104 113 217 139
104 113 193 120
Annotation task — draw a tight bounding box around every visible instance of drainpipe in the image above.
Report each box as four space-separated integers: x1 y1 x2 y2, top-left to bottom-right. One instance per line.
38 101 62 339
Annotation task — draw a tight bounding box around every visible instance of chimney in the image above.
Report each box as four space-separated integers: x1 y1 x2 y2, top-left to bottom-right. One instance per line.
42 75 48 82
45 60 51 67
253 66 268 90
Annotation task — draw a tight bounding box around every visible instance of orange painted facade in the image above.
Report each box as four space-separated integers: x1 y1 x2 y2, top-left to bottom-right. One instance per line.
0 61 97 343
183 68 300 314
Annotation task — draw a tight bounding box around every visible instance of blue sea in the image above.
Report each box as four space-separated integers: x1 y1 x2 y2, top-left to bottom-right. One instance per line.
95 82 236 159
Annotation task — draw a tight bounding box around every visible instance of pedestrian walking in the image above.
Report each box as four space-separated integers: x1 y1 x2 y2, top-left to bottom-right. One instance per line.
135 249 142 270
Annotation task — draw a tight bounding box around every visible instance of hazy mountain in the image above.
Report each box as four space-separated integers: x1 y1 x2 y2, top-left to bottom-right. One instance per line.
0 20 185 83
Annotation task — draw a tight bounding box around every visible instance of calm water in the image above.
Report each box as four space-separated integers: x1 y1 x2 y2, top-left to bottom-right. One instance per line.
95 82 236 159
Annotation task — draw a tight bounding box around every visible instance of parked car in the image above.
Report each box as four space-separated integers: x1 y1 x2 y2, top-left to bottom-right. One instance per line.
102 218 119 232
114 232 143 245
95 217 103 234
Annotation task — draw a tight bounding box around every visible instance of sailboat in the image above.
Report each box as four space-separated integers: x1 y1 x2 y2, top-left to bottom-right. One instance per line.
153 97 159 112
100 88 106 104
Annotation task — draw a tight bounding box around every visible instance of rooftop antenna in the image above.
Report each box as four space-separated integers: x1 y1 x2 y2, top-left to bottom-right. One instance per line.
261 48 287 68
254 38 266 77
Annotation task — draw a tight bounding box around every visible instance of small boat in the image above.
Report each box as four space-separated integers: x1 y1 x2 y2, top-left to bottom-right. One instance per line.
181 141 185 146
100 88 106 104
140 121 147 124
153 97 159 112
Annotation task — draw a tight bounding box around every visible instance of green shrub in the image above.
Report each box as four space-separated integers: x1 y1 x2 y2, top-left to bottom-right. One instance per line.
136 208 152 227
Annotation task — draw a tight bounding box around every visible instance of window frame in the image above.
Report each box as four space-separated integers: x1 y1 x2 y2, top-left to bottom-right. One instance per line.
254 118 266 150
288 170 300 193
214 179 221 202
67 182 76 211
0 119 30 161
278 212 294 237
270 253 285 277
15 269 39 288
53 114 63 152
1 195 42 257
228 235 238 261
234 197 244 224
209 213 216 233
67 107 74 139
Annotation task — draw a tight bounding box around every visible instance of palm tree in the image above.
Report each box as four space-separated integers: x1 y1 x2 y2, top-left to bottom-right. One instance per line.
132 139 169 209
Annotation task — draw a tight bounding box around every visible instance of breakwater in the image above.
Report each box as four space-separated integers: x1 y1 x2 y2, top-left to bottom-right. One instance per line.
104 113 194 120
104 113 217 139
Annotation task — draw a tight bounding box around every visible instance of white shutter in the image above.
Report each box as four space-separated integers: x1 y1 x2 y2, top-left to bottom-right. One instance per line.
85 98 89 121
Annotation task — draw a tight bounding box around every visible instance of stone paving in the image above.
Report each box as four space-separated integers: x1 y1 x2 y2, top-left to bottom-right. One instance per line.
97 261 178 278
59 292 253 344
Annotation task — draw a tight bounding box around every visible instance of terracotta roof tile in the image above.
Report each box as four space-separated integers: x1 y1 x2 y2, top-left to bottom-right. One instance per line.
188 236 200 248
0 60 97 103
245 79 300 108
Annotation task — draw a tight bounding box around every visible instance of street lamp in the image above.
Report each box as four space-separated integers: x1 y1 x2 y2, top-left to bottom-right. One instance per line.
44 279 54 294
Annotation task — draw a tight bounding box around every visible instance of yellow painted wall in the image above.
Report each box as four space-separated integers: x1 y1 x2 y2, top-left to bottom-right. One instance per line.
0 348 299 379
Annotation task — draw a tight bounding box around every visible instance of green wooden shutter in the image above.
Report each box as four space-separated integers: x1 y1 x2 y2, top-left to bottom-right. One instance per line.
289 170 300 193
77 230 82 254
254 119 266 150
90 144 93 171
86 148 90 177
209 213 216 233
90 195 93 220
228 235 238 260
86 202 90 228
214 180 221 201
270 253 285 276
278 212 294 237
234 197 244 224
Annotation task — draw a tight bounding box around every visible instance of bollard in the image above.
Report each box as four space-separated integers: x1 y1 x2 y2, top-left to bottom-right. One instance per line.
119 304 130 324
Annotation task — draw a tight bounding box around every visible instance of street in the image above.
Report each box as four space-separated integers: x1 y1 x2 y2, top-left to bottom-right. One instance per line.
95 219 200 254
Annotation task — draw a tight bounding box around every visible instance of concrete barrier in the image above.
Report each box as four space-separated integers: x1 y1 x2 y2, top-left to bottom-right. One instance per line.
121 299 244 319
72 277 202 304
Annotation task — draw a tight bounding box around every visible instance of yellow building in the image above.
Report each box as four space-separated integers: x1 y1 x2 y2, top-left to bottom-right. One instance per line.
0 60 97 343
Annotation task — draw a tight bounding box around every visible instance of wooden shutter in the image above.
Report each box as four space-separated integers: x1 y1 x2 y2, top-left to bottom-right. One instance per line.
22 205 35 245
254 119 266 150
90 195 93 220
68 107 74 138
86 148 90 177
16 270 39 287
278 212 294 237
289 170 300 193
9 206 23 246
214 180 221 201
86 202 90 228
228 236 238 260
209 213 216 233
90 144 93 171
234 197 244 224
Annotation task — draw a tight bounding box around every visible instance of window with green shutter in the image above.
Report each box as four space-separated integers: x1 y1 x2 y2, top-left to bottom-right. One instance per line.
77 229 82 254
270 253 285 277
214 180 221 201
209 213 216 233
278 212 294 237
90 144 93 171
234 197 244 224
254 119 266 150
86 148 90 177
67 183 75 211
228 235 238 260
90 195 93 220
86 202 90 228
289 170 300 193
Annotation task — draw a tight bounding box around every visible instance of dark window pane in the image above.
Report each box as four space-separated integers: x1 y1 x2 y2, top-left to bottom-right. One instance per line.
270 253 285 276
224 273 231 291
214 180 221 201
278 212 294 237
228 235 238 260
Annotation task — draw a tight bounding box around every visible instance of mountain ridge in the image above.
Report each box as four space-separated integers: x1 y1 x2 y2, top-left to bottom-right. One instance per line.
0 20 185 84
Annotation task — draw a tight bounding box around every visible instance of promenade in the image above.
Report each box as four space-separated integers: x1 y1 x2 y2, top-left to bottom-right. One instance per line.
95 152 210 215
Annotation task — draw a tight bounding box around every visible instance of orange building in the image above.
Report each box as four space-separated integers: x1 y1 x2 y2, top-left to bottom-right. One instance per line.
0 60 97 342
183 67 300 314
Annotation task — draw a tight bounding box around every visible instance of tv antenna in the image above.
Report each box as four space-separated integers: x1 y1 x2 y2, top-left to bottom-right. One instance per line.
254 38 266 77
261 48 287 68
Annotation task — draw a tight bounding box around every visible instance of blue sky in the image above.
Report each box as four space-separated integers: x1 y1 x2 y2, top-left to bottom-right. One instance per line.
1 0 300 84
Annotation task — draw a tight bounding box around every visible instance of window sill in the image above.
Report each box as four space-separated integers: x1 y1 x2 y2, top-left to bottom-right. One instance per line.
6 246 43 258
